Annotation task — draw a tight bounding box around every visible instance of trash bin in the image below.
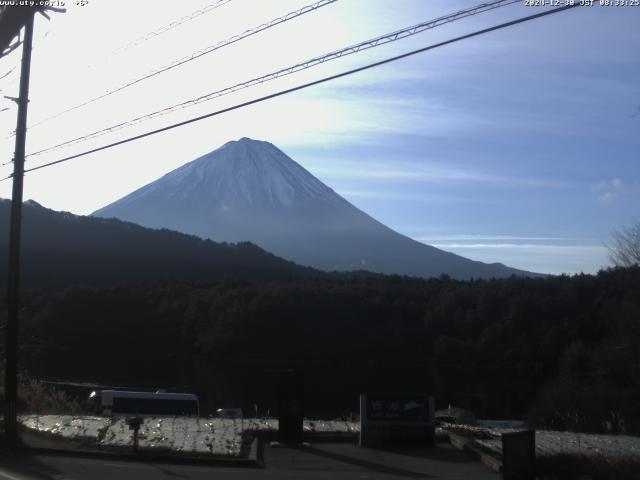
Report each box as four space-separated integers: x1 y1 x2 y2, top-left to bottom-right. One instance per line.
277 370 303 444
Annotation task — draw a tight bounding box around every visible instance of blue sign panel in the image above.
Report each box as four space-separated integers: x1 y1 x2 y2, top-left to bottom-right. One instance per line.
366 395 429 422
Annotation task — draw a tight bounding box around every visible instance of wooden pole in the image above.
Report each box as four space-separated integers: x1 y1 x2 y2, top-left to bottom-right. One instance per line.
4 12 34 446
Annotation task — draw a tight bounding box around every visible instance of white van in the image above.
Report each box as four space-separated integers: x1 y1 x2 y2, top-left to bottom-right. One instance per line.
89 390 199 416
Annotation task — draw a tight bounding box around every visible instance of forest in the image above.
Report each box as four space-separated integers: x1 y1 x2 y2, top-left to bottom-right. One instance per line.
3 265 639 435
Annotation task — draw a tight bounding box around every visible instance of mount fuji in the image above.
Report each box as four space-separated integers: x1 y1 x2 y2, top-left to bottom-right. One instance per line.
93 138 536 279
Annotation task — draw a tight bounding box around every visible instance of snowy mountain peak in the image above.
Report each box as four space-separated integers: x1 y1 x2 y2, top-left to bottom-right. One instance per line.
93 138 537 279
112 138 339 211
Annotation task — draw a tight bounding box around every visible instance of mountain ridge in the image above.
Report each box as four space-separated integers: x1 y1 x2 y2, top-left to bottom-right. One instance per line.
0 198 318 287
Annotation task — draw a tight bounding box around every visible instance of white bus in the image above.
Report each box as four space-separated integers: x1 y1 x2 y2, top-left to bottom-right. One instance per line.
89 390 199 416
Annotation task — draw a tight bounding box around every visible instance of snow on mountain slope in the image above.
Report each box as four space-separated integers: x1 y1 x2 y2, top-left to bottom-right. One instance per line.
93 138 537 279
117 138 338 210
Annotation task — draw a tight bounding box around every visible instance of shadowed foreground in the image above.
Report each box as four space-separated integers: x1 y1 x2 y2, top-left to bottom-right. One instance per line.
0 441 498 480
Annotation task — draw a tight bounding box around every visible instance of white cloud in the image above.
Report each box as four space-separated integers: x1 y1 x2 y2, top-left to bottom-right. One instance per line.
428 242 609 275
593 177 624 191
337 189 470 204
597 191 619 206
593 177 624 206
416 234 568 242
430 243 604 252
311 160 569 189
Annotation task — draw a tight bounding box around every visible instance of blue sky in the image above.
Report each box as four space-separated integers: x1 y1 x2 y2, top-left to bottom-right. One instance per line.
0 0 638 274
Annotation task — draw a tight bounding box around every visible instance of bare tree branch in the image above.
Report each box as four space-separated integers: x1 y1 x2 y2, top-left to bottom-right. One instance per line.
608 223 640 267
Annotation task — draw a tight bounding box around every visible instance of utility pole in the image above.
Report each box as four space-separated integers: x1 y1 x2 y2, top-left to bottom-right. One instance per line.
4 11 35 446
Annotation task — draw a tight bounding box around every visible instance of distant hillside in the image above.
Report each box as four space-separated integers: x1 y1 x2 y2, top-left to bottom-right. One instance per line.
0 199 316 287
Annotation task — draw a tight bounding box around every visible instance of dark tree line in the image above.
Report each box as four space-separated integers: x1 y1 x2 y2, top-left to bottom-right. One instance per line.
4 266 639 433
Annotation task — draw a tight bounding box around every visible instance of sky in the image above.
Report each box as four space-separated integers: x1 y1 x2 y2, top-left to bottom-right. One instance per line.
0 0 638 275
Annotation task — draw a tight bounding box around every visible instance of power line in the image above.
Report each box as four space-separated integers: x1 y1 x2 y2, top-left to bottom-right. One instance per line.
22 0 338 134
0 3 579 182
0 28 50 89
0 62 18 81
1 39 22 59
0 26 50 142
86 0 233 67
26 0 520 158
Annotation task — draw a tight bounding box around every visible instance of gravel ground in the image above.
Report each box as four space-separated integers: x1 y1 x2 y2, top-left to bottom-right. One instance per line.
18 415 360 456
447 423 640 461
20 415 245 456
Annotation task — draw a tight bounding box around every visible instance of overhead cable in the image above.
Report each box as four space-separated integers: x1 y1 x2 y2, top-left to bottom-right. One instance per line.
84 0 232 69
27 0 520 158
0 3 579 181
23 0 338 133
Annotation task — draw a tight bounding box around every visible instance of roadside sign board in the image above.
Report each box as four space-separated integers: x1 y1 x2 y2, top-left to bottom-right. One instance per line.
360 393 435 447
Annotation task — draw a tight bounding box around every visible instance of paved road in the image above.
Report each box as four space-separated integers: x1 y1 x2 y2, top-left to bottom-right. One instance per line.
0 442 498 480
